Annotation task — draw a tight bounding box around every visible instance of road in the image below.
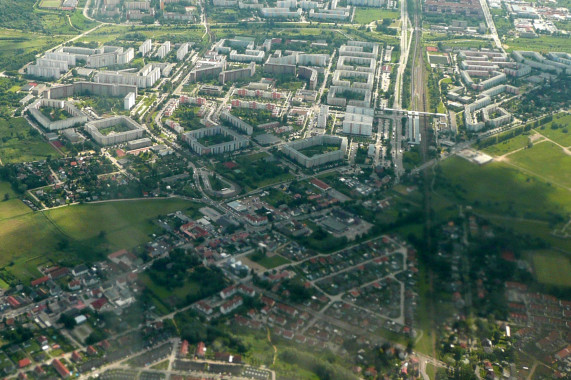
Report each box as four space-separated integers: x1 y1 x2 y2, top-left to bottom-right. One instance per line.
478 0 503 50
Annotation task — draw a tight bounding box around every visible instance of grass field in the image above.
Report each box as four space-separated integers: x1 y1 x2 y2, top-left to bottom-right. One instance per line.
0 198 200 282
76 24 205 45
481 134 531 156
354 8 399 24
531 250 571 287
0 29 68 71
45 198 200 250
252 254 290 269
39 0 61 8
435 156 571 222
534 113 571 147
504 35 571 53
508 141 571 189
0 118 60 164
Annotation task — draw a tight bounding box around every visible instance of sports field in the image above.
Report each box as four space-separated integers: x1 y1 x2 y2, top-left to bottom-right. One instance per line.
531 250 571 287
0 198 200 282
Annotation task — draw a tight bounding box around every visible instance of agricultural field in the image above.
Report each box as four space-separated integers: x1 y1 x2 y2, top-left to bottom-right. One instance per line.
0 118 60 164
507 141 571 189
531 250 571 287
353 8 400 24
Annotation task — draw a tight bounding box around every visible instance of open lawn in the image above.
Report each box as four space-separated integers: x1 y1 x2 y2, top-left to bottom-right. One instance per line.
354 9 399 24
531 250 571 287
0 198 199 282
252 254 290 269
505 35 571 53
76 24 205 46
45 198 200 250
481 134 531 156
534 113 571 147
507 141 571 189
434 156 571 223
0 118 59 164
0 29 68 71
39 0 61 8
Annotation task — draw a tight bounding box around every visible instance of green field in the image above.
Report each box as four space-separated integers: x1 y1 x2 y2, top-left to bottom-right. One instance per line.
508 141 571 189
534 113 571 147
0 118 59 164
45 199 200 249
531 250 571 287
0 198 200 282
435 156 571 223
0 29 68 71
76 24 205 46
505 35 571 53
354 8 399 24
251 254 291 269
481 134 531 156
39 0 62 8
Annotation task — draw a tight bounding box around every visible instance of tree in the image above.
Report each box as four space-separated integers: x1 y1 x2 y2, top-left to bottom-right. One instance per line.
3 193 8 201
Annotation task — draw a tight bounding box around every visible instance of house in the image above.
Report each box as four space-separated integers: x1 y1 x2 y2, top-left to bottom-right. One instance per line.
18 358 31 368
238 284 256 297
52 359 70 378
71 351 82 362
72 264 89 277
195 301 213 315
196 342 206 358
220 296 243 314
555 345 571 361
220 285 238 299
179 340 189 357
31 276 50 287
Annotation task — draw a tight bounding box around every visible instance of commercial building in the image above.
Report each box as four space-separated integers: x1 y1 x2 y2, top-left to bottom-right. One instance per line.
85 116 145 146
260 7 302 18
127 137 152 150
182 126 249 155
308 7 351 21
28 99 88 131
342 105 374 136
424 0 483 17
282 135 348 168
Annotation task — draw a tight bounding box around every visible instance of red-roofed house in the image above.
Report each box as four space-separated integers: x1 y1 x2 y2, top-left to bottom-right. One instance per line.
52 359 70 378
179 340 189 357
18 358 31 368
196 342 206 358
31 276 50 287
